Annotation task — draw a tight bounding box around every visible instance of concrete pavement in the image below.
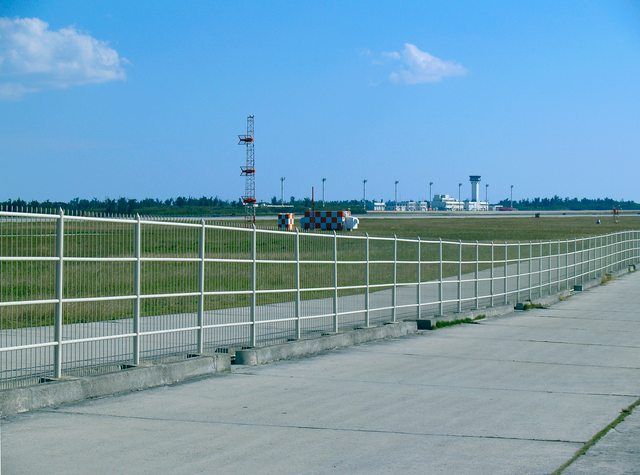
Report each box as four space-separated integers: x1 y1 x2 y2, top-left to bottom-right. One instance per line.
1 271 639 474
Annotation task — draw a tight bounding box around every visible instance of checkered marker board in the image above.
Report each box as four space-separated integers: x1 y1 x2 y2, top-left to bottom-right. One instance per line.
300 210 350 230
277 213 294 231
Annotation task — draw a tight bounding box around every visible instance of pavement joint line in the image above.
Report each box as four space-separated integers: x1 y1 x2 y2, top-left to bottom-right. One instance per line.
474 322 638 334
231 371 640 399
542 308 640 315
524 315 640 323
431 334 640 350
38 409 587 445
346 349 640 370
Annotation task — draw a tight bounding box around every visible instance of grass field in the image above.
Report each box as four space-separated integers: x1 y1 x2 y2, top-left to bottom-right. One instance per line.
1 214 638 330
294 215 640 241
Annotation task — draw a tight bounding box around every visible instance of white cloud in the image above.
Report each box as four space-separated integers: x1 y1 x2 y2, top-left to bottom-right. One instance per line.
0 17 126 99
383 43 466 85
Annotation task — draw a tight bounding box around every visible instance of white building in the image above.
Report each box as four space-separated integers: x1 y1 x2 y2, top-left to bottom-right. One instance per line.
431 194 464 211
373 201 386 211
464 200 489 211
405 201 429 212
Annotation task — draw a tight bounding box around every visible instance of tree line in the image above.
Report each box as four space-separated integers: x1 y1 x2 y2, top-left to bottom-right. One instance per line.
1 195 638 216
497 196 640 211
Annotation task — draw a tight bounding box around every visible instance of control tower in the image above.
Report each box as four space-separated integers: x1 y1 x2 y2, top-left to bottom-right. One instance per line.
469 175 481 202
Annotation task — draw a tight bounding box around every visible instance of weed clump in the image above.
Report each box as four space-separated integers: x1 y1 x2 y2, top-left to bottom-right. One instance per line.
601 273 614 285
434 315 485 329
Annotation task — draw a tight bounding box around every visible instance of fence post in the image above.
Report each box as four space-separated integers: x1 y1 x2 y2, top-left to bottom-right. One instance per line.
565 239 569 290
196 219 206 354
590 237 594 281
573 238 578 287
538 241 543 298
393 234 398 322
54 208 65 379
556 240 560 293
333 230 338 333
365 233 370 327
490 241 494 307
528 241 533 301
548 241 552 296
295 228 301 340
439 238 444 315
475 240 479 310
503 241 508 305
250 224 257 347
133 215 142 365
457 240 462 312
516 241 521 303
417 237 422 319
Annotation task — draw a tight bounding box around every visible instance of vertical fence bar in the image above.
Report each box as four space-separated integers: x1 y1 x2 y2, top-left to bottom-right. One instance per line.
417 237 422 319
133 215 142 364
528 241 533 301
557 240 561 292
439 238 444 315
548 241 552 296
490 241 494 307
503 241 508 305
516 241 521 302
573 238 582 287
591 236 595 280
54 209 64 378
250 224 257 347
392 234 398 322
475 240 479 310
196 219 205 354
295 228 301 340
457 240 462 312
333 231 338 333
365 233 370 327
565 239 569 290
539 241 543 298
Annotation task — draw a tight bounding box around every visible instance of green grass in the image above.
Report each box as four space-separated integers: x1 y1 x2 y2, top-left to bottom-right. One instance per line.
601 272 615 285
434 315 486 329
552 397 640 474
1 215 637 329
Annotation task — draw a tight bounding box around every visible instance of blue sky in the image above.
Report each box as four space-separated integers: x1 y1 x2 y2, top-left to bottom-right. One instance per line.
1 1 639 203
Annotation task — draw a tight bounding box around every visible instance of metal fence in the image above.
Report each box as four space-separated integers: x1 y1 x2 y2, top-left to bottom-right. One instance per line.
1 209 639 389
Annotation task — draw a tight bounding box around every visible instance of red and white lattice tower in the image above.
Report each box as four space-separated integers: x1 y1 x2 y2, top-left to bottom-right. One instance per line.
238 115 256 223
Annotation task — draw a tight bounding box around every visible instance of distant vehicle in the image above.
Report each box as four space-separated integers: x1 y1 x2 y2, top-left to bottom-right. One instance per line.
300 210 359 231
495 206 516 212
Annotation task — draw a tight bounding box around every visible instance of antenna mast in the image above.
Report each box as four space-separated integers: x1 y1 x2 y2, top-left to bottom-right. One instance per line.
238 115 256 223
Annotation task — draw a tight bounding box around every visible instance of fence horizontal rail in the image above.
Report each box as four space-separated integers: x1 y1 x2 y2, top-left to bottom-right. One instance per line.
1 209 639 388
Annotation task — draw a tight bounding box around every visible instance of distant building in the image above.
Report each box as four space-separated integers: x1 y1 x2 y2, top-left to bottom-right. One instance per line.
373 201 386 211
464 200 489 211
431 194 464 211
405 201 429 212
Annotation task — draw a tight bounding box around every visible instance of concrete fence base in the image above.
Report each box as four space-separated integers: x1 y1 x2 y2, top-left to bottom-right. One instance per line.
235 322 418 365
412 266 635 330
1 354 230 417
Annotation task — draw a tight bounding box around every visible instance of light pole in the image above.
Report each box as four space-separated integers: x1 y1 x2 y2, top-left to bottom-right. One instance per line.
280 177 285 205
362 179 367 207
321 178 326 207
394 180 399 210
458 183 462 209
485 183 489 204
510 184 514 209
429 182 433 205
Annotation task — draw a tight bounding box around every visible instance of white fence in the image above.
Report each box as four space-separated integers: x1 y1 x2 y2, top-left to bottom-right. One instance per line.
1 209 638 388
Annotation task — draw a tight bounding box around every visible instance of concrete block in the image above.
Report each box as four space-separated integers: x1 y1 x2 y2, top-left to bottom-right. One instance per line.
234 322 417 365
0 354 230 417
